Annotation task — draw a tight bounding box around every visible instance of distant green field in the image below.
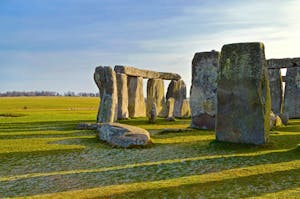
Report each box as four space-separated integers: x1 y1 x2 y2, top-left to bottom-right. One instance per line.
0 97 299 198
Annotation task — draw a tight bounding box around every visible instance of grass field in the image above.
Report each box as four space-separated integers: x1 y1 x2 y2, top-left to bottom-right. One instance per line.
0 97 299 198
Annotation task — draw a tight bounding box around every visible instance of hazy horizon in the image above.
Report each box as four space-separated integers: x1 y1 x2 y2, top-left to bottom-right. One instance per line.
1 0 299 94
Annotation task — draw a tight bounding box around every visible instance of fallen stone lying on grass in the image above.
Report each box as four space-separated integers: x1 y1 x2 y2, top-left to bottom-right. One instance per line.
97 123 151 148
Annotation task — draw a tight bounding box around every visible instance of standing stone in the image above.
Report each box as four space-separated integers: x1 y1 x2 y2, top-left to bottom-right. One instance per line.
148 103 157 123
216 42 271 145
180 99 191 118
116 73 129 119
166 80 187 117
190 51 220 130
284 67 300 118
147 78 167 117
268 69 283 114
166 97 175 120
94 66 118 123
127 76 146 118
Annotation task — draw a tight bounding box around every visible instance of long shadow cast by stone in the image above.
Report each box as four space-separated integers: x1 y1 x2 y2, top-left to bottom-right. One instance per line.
0 131 95 139
1 147 298 198
103 168 300 199
0 120 94 132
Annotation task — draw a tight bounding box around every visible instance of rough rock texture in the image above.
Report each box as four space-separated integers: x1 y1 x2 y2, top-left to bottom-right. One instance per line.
190 51 220 130
94 66 118 123
270 111 283 129
146 78 167 117
166 97 175 120
98 123 151 148
279 113 289 125
216 42 271 145
115 65 181 80
180 99 191 118
148 103 157 123
266 58 300 69
166 80 187 117
284 67 300 118
116 73 129 119
267 69 283 114
127 76 146 118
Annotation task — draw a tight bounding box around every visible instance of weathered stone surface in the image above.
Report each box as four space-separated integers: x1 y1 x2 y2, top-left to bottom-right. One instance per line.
190 50 219 130
279 113 289 125
180 99 191 118
166 80 187 117
267 58 300 69
148 103 157 123
284 67 300 118
98 123 151 148
127 76 146 118
115 65 181 80
166 97 175 120
216 42 271 145
94 66 118 123
116 73 129 119
267 69 283 114
146 78 167 117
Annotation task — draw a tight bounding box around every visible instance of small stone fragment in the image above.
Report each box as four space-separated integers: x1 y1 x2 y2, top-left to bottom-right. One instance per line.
148 103 157 123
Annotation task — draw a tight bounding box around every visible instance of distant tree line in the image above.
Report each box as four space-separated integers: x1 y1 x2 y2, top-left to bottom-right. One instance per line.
0 91 99 97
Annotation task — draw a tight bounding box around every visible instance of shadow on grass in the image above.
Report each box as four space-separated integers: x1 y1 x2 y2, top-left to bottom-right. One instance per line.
118 117 190 126
105 168 300 199
0 148 84 159
0 131 95 139
0 120 95 132
2 148 299 198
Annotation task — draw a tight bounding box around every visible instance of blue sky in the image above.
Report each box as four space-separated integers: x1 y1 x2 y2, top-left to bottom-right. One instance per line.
1 0 299 94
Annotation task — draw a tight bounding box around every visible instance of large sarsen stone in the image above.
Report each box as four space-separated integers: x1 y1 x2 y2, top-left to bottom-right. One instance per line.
190 50 219 130
216 42 271 145
267 69 283 114
94 66 118 123
116 73 129 119
166 80 187 118
115 65 181 80
284 67 300 118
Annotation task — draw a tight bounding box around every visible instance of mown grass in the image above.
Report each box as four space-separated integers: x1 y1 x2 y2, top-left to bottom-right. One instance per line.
0 97 299 198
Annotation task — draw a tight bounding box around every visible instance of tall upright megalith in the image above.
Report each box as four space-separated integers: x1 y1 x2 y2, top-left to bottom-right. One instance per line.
190 51 219 130
267 69 283 114
127 76 146 118
94 66 118 123
166 80 187 117
147 78 167 117
216 42 270 145
116 73 129 119
284 67 300 118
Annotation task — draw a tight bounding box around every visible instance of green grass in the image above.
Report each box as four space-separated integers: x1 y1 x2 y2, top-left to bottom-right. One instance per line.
0 97 299 198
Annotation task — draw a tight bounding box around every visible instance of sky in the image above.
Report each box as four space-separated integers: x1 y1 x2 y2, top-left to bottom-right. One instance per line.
1 0 299 94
